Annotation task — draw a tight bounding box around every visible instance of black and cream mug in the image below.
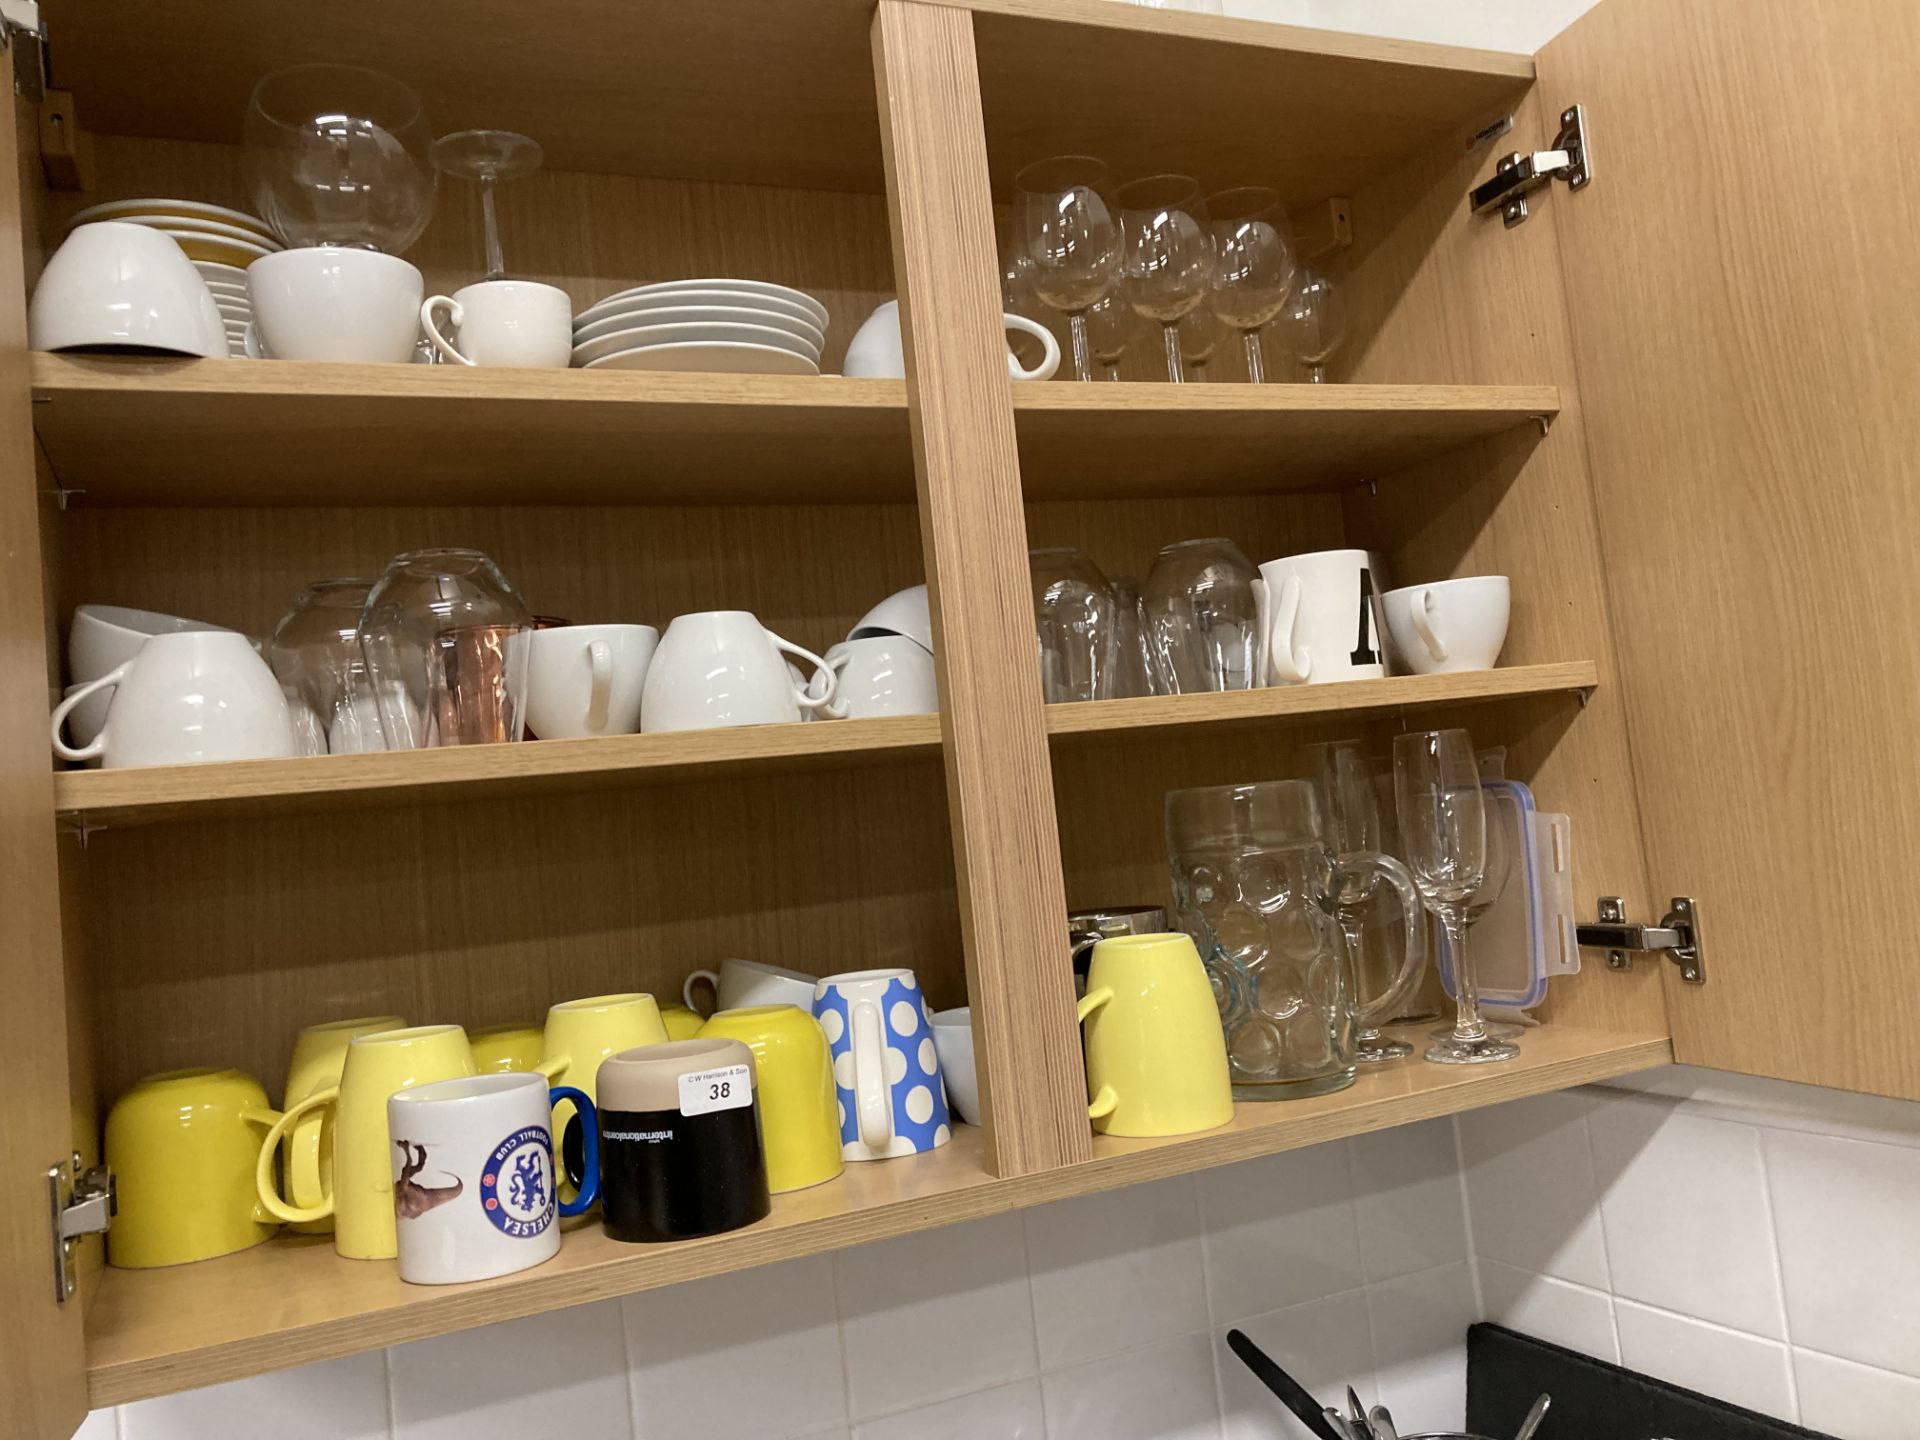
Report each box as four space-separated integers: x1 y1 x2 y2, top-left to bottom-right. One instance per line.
596 1038 771 1243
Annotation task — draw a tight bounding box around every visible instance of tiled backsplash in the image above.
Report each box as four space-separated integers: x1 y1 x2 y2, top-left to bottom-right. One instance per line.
83 1065 1920 1439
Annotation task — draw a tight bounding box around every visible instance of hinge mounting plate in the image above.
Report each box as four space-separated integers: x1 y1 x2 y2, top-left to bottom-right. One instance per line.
0 0 45 102
1470 103 1591 227
48 1152 114 1302
1577 896 1706 984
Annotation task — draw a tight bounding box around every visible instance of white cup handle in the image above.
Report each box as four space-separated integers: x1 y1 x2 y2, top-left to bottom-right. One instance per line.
1002 313 1061 381
420 296 475 367
1409 588 1447 663
683 968 721 1014
808 651 853 721
768 632 840 715
1265 574 1311 684
585 639 613 731
242 322 268 361
50 661 130 763
851 998 895 1152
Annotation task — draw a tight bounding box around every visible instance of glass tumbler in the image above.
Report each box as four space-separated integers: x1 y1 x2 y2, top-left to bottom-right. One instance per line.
1142 538 1259 693
358 548 534 748
1165 779 1425 1099
266 579 391 756
1030 546 1121 703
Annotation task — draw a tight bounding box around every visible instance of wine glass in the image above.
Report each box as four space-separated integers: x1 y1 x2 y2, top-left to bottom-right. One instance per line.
1393 728 1519 1064
1206 186 1296 384
1179 305 1227 381
243 64 436 253
430 129 544 280
1016 156 1121 382
1116 174 1212 383
1434 786 1525 1043
1281 266 1347 382
1084 287 1139 380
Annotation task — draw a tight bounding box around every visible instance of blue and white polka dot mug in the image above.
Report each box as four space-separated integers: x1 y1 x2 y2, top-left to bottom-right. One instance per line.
811 968 952 1161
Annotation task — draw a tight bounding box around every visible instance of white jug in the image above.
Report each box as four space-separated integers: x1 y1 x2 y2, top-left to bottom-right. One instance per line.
51 631 298 768
841 299 1060 381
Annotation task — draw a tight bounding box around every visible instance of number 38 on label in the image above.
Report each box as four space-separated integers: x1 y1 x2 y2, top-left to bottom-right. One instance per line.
678 1064 753 1117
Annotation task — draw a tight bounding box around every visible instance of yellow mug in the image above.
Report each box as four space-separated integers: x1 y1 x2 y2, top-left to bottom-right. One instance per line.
1076 933 1234 1138
256 1024 476 1260
470 1023 544 1074
658 1004 706 1041
698 1004 843 1194
106 1068 281 1268
537 993 669 1192
282 1015 406 1235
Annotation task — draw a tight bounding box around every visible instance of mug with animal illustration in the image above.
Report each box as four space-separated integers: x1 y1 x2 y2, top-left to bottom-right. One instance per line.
386 1073 601 1285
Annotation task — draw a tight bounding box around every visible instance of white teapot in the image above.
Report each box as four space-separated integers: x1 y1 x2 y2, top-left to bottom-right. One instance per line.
841 298 1060 381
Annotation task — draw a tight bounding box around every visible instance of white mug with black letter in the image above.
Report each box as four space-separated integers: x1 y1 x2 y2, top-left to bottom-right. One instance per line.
1252 549 1386 686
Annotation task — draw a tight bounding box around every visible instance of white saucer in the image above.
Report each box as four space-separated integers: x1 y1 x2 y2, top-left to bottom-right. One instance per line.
572 319 818 367
70 198 277 241
573 304 822 351
116 214 282 249
579 279 826 331
574 286 826 335
581 340 820 376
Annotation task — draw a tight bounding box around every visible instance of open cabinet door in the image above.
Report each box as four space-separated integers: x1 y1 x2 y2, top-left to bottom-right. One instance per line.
1538 0 1920 1097
0 91 89 1437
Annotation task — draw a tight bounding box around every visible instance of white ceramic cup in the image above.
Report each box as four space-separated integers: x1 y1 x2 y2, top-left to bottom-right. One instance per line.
682 956 820 1016
848 583 933 651
1251 549 1387 686
421 280 573 368
842 299 1060 381
50 631 296 769
247 248 425 363
930 1007 979 1126
29 222 227 358
640 611 838 732
387 1072 599 1286
524 624 659 740
64 604 229 748
1381 576 1511 675
813 637 938 719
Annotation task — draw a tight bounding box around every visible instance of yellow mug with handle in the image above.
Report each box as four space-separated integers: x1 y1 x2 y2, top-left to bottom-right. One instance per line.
281 1015 406 1235
106 1068 281 1268
537 993 670 1195
256 1024 476 1260
698 1004 844 1194
657 1004 706 1041
469 1023 544 1074
1076 933 1234 1138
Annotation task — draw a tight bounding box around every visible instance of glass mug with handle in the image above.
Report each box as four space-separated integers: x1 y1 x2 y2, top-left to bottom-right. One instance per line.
1165 779 1424 1099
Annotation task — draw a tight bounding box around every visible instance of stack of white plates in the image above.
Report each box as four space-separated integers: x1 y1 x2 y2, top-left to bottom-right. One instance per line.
66 200 280 358
571 280 828 375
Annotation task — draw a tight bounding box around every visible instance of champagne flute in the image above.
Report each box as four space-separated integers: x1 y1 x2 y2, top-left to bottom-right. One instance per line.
1393 728 1519 1064
1016 156 1121 382
1282 266 1347 382
1116 174 1212 383
1206 186 1295 383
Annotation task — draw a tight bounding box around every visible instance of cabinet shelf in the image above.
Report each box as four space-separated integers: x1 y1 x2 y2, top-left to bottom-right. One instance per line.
84 1025 1669 1408
30 356 1556 506
52 666 1595 829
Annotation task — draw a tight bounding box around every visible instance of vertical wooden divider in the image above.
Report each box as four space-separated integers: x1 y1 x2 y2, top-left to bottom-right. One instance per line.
870 0 1091 1177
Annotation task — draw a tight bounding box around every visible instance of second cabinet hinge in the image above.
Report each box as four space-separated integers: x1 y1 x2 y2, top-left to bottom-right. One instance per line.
1469 103 1591 228
1577 895 1706 985
48 1152 114 1302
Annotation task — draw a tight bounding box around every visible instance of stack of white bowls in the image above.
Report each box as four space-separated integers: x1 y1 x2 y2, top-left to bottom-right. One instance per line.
63 200 280 357
571 279 828 375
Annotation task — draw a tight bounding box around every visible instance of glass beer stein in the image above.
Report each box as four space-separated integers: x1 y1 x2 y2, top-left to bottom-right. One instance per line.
1165 779 1425 1099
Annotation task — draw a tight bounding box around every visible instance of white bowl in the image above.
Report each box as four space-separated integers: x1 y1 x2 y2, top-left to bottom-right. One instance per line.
30 222 226 358
849 584 932 652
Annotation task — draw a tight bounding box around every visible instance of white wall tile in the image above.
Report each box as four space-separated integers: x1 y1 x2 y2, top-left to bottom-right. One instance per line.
836 1214 1037 1420
1765 1128 1920 1377
123 1351 389 1440
1042 1331 1221 1440
1588 1103 1785 1337
1026 1175 1209 1370
392 1303 629 1440
1350 1119 1469 1282
1476 1260 1617 1362
1795 1347 1920 1440
1216 1290 1374 1440
1458 1091 1610 1287
1367 1264 1477 1432
1614 1301 1795 1421
624 1257 846 1440
854 1378 1046 1440
74 1412 120 1440
1195 1143 1362 1324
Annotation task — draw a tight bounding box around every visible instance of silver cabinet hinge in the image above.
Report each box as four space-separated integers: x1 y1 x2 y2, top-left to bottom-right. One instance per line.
48 1152 114 1302
1577 896 1706 985
0 0 45 101
1470 104 1591 227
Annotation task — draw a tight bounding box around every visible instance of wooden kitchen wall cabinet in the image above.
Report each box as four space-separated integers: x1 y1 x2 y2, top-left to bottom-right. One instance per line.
3 0 1909 1432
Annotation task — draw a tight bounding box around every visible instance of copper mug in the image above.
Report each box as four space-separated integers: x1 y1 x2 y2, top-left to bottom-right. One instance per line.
430 625 525 745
